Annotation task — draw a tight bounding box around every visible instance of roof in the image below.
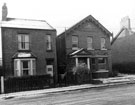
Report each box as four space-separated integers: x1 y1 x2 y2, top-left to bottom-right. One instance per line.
70 48 108 58
70 48 92 56
58 15 112 37
12 52 36 58
1 18 55 30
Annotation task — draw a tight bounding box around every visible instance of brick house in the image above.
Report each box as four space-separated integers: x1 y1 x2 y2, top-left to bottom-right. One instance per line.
57 15 112 79
1 4 57 80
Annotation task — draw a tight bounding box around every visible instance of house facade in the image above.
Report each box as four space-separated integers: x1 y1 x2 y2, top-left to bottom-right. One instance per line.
1 4 57 80
57 15 112 79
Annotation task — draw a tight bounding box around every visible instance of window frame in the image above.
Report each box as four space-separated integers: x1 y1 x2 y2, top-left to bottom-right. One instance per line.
18 34 30 51
87 36 93 50
98 58 106 64
46 34 52 51
98 57 107 70
101 37 106 50
14 58 36 77
72 35 79 50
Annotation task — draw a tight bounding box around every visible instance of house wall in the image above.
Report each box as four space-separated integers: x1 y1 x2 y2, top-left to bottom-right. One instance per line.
65 21 111 54
2 27 57 78
57 21 112 75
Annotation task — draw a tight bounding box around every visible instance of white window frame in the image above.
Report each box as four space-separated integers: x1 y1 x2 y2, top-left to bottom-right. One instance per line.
72 35 78 50
46 35 52 50
101 38 106 50
14 58 36 77
87 36 93 50
18 34 29 50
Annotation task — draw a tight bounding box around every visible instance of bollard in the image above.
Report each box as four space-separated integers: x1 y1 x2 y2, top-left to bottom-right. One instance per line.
1 76 4 94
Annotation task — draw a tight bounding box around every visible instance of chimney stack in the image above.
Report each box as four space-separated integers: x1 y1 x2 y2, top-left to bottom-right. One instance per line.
2 3 8 21
120 16 131 30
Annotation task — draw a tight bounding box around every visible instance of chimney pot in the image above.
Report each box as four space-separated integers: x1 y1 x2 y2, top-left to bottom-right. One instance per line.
2 3 8 21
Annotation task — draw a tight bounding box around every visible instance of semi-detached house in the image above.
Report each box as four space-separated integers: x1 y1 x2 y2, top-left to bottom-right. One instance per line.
1 4 57 81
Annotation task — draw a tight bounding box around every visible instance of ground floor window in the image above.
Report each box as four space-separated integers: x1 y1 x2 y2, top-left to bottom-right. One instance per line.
14 59 36 77
98 58 106 70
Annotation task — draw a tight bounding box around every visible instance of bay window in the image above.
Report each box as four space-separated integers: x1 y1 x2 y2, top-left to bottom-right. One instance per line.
14 59 36 77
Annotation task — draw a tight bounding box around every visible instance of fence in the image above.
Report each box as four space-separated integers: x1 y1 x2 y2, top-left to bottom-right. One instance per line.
1 74 54 93
0 71 95 94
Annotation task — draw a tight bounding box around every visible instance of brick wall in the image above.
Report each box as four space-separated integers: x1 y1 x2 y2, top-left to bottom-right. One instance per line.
2 27 57 78
65 21 111 54
57 20 112 74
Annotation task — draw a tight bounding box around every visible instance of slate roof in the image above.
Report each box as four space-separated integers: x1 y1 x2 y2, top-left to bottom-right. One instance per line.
1 18 55 30
59 15 112 37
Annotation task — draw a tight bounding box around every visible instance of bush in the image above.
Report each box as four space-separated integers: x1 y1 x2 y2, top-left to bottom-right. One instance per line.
72 63 92 84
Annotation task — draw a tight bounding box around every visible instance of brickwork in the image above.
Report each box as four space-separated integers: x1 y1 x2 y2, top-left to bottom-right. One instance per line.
1 27 57 79
57 15 112 78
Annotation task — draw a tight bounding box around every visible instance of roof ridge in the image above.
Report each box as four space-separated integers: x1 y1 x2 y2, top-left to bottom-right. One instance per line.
7 17 47 22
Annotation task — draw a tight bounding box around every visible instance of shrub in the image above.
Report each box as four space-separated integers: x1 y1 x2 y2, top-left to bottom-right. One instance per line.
72 63 92 84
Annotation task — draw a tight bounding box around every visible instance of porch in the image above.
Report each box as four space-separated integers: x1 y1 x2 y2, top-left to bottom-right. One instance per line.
70 49 109 78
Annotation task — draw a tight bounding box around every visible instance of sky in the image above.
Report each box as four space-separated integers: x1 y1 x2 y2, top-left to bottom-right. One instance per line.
0 0 135 58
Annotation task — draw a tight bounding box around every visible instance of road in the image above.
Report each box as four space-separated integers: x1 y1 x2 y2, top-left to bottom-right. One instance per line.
1 84 135 105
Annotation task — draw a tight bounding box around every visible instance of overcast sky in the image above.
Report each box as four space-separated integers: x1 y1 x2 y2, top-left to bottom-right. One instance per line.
1 0 135 35
0 0 135 58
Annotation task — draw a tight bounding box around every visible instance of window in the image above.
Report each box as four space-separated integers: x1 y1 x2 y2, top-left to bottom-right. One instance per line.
14 59 36 77
98 58 106 69
46 35 52 50
87 36 93 50
22 60 30 76
72 36 78 50
18 34 29 50
98 58 106 64
101 38 106 50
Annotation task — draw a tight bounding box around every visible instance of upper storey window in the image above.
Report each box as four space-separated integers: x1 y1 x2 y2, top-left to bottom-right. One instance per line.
87 36 93 50
101 38 106 50
46 35 52 51
72 35 78 50
18 34 29 50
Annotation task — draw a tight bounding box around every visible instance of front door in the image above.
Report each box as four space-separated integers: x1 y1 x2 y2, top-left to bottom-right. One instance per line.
78 57 87 65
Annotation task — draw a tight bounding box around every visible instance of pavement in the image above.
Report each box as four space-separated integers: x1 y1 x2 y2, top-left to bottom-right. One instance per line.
0 75 135 100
